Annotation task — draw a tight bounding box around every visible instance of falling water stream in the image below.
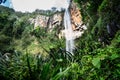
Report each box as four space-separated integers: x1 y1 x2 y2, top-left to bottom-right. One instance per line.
64 0 74 54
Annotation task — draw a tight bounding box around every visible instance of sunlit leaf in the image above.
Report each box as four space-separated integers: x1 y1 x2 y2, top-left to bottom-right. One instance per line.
110 54 119 60
92 57 101 69
100 77 105 80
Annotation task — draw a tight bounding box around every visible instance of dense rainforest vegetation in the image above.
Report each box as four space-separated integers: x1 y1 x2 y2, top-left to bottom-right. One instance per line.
0 0 120 80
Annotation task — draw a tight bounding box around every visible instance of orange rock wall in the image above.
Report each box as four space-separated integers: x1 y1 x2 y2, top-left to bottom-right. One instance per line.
70 2 82 30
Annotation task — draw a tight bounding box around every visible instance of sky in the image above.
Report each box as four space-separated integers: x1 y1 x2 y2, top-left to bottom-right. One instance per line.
1 0 13 8
1 0 69 12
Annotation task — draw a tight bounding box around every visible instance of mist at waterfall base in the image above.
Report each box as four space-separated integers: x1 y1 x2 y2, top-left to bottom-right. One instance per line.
64 0 75 54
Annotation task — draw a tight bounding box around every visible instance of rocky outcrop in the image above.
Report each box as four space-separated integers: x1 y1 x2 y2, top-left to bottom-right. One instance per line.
29 12 63 31
70 2 83 31
34 15 49 28
48 12 63 31
29 2 87 39
58 2 87 39
70 2 87 39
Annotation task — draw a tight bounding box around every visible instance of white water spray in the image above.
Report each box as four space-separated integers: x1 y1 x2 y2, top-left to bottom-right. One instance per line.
64 0 74 54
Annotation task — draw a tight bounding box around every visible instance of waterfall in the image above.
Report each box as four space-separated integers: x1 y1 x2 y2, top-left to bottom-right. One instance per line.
64 0 74 54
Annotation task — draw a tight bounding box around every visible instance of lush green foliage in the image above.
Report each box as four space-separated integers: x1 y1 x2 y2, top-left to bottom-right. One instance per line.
73 0 120 79
0 0 120 79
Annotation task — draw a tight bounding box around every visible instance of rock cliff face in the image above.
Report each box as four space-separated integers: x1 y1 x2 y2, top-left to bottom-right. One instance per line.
34 15 49 28
29 2 87 39
48 12 63 31
70 2 82 30
59 2 87 39
29 12 63 31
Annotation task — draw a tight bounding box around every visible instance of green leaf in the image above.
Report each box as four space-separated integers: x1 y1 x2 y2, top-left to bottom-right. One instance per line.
100 77 105 80
117 64 120 67
92 57 101 69
51 67 70 80
110 54 119 60
40 60 52 80
56 59 63 62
